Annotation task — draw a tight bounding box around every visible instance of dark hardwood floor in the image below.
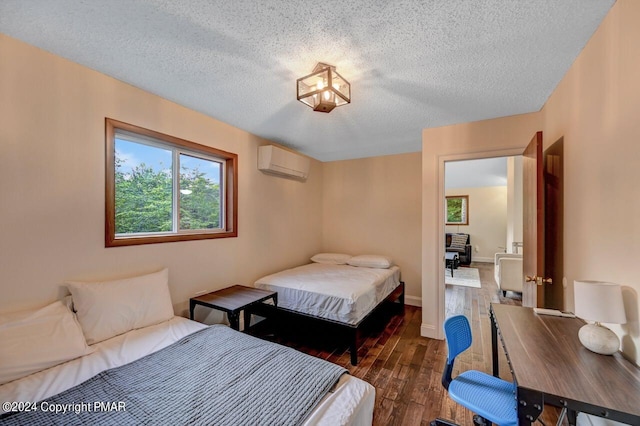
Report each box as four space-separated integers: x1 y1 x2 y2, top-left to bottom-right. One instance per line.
255 263 561 425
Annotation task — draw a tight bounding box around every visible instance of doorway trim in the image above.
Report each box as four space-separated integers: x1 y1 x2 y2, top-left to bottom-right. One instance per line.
432 147 524 340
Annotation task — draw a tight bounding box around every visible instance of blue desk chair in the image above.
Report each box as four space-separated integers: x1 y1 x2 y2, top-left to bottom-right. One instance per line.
434 315 518 426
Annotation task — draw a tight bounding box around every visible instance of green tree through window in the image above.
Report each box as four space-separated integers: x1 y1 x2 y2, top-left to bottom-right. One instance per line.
179 155 221 230
446 195 468 225
114 139 223 235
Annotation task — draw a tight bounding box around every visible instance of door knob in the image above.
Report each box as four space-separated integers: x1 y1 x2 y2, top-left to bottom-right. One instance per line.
525 275 552 285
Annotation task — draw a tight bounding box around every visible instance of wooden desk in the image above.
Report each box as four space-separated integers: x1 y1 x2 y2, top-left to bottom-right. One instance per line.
190 285 277 331
490 304 640 425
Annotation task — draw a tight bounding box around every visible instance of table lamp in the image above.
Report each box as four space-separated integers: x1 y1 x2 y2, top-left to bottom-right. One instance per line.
574 280 626 355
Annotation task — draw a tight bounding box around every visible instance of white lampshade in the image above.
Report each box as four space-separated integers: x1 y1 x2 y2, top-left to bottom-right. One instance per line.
574 281 626 324
574 281 626 355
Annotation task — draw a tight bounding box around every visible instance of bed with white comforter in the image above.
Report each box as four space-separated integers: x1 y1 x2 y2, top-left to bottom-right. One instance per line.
254 255 404 365
0 268 375 425
255 262 402 325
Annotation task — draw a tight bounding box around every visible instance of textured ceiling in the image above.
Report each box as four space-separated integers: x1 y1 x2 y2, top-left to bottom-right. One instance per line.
0 1 614 161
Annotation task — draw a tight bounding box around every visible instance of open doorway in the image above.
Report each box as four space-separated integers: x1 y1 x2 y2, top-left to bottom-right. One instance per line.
444 156 524 317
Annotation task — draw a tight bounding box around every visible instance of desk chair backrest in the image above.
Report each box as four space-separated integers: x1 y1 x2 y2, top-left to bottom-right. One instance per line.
442 315 472 390
438 315 518 426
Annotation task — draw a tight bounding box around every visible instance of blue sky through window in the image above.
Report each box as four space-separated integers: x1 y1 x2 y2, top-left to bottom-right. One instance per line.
180 154 221 184
115 138 220 183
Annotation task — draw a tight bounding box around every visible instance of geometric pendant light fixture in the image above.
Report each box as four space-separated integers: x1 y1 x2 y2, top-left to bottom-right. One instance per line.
296 62 351 113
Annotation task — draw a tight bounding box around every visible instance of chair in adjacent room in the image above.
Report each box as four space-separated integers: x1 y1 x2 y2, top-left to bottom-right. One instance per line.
494 253 523 297
432 315 518 426
445 233 473 265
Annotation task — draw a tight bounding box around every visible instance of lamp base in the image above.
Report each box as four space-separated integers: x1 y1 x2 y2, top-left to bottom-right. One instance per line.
578 323 620 355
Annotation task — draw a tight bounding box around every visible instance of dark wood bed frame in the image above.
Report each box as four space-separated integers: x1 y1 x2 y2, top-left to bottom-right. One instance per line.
266 281 405 365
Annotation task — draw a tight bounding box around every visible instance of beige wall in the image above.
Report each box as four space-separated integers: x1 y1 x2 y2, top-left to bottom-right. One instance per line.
422 0 640 364
445 186 507 262
0 34 420 321
0 34 323 316
421 114 542 338
5 0 639 364
322 153 422 305
541 0 640 363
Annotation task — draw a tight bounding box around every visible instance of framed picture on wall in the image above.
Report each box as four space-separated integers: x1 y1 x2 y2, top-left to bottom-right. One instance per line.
446 195 468 225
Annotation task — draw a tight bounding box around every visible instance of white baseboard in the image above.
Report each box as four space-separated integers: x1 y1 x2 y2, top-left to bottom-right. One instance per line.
472 257 494 263
421 323 441 339
405 295 422 307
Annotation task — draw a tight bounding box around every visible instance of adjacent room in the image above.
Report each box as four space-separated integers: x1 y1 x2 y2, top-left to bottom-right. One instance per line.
1 1 639 425
444 157 525 317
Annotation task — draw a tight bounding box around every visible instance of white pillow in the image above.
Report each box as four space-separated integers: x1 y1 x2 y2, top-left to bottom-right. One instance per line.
66 268 174 345
310 253 352 265
0 301 93 385
347 254 394 269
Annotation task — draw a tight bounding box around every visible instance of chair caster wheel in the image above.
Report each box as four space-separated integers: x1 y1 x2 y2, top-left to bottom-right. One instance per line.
473 415 488 425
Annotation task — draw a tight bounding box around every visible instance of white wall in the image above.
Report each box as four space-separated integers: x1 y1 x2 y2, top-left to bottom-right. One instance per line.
506 156 523 253
0 34 323 317
445 186 507 262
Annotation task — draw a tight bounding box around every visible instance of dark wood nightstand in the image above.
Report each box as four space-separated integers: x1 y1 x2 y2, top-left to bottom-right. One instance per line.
189 285 277 331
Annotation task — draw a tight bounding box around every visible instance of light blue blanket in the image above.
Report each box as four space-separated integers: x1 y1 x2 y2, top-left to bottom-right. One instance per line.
0 325 347 425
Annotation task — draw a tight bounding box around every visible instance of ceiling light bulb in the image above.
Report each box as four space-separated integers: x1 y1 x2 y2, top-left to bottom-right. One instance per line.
317 81 324 90
323 90 331 100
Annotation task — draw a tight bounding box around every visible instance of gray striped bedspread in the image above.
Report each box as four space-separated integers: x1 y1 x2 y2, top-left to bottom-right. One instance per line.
0 324 347 425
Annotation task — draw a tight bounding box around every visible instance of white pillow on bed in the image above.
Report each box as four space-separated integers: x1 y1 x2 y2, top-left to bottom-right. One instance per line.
0 300 93 385
347 254 394 269
310 253 352 265
66 268 174 345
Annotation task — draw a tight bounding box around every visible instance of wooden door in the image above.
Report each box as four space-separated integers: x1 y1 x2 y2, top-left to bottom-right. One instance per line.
522 132 544 307
543 138 564 309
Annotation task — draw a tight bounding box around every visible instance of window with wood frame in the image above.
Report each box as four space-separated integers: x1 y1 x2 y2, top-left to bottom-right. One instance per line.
445 195 468 225
105 119 237 247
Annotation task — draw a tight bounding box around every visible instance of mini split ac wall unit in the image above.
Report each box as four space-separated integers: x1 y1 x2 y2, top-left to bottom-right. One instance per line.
258 145 310 181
